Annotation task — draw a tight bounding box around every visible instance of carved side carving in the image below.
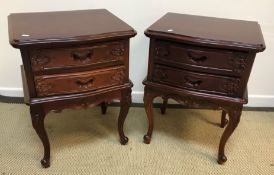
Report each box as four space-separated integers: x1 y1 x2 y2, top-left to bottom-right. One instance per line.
43 90 123 114
161 93 213 109
111 48 125 56
111 69 126 84
155 46 169 57
230 52 248 73
153 69 168 80
222 78 241 96
31 50 50 71
35 78 53 96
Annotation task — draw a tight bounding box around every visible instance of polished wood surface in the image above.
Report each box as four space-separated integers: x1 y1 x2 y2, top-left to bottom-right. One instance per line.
152 65 242 97
9 9 136 168
8 9 136 47
143 13 265 164
146 13 265 51
34 66 126 97
153 40 253 77
30 40 126 73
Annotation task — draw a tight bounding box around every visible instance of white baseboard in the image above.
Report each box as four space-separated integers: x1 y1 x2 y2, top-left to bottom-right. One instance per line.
246 95 274 107
1 88 274 107
0 87 23 97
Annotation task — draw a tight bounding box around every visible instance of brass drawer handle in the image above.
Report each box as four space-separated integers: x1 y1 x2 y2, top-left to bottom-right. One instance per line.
184 76 203 87
76 78 94 88
71 50 93 62
187 51 207 63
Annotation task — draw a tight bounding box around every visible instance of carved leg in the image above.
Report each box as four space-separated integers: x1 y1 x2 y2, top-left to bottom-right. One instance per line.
101 102 108 114
160 97 168 114
143 87 156 144
118 88 131 145
30 105 50 168
220 110 228 128
218 106 242 164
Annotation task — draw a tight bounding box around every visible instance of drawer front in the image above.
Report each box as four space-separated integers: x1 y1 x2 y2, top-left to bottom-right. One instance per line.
154 40 250 75
153 65 241 97
30 41 126 72
34 66 126 97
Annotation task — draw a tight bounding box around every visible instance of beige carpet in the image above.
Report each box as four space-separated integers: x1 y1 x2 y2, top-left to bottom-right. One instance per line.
0 102 273 175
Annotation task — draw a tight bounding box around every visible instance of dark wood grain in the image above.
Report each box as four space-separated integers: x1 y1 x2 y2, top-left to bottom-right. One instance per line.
9 9 136 168
145 13 265 52
153 40 253 77
34 66 126 97
30 40 126 73
8 9 136 48
143 13 265 164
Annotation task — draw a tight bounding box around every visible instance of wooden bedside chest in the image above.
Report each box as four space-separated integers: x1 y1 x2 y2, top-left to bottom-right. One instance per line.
143 13 265 164
8 9 136 168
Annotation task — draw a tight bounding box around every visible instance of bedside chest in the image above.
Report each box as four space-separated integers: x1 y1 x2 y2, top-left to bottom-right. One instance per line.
8 9 136 168
143 13 265 164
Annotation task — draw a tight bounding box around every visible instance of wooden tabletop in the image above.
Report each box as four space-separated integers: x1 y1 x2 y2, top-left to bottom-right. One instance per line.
8 9 136 48
145 13 265 52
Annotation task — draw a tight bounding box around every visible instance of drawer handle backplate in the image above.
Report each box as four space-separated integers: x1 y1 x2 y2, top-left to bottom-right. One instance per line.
187 52 207 63
71 50 93 63
184 76 203 87
76 77 94 88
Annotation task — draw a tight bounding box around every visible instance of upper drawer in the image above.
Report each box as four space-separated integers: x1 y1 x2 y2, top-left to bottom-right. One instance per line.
34 66 126 97
152 65 242 97
153 40 251 76
30 41 127 72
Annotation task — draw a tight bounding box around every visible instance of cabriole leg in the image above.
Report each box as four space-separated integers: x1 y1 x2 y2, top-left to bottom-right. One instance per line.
118 88 131 145
143 87 156 144
30 105 50 168
218 106 242 164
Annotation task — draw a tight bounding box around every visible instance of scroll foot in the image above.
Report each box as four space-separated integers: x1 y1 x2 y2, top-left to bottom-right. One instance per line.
217 155 227 164
120 136 129 145
143 134 151 144
41 158 50 168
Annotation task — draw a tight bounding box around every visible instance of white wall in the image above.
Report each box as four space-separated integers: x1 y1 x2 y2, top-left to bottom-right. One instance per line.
0 0 274 107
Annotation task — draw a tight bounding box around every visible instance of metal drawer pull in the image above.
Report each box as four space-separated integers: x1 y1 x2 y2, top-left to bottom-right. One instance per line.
184 76 203 87
76 78 94 88
187 52 207 63
71 50 93 62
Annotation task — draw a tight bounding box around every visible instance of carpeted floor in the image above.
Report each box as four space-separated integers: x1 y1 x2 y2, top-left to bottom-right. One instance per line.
0 102 273 174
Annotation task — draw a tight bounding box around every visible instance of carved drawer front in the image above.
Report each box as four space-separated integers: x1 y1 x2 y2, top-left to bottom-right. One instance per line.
34 66 126 97
30 41 126 72
153 65 241 97
154 41 250 76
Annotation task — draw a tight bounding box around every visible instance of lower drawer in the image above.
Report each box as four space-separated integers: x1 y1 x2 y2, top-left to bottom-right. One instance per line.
34 66 126 97
152 65 241 97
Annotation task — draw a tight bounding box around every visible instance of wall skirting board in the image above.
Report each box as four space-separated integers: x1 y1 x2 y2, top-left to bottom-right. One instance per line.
1 88 274 107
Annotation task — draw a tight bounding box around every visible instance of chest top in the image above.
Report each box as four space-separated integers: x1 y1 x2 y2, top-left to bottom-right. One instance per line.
8 9 136 48
145 13 265 52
